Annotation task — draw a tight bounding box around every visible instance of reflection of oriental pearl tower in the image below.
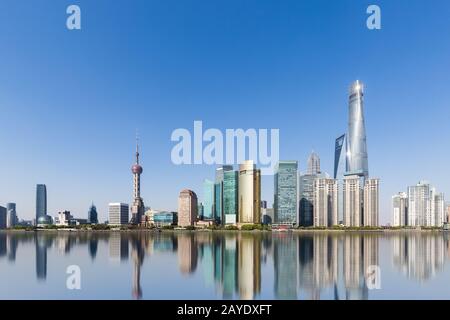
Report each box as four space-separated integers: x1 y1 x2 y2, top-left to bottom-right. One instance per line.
131 135 145 225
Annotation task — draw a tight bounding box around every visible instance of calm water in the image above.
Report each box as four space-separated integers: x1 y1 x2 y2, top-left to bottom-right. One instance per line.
2 230 450 300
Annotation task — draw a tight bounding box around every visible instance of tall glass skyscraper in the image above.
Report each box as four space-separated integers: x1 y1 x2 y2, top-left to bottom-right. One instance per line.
215 165 233 224
36 184 47 221
346 80 369 178
202 179 215 220
223 169 238 225
274 161 298 225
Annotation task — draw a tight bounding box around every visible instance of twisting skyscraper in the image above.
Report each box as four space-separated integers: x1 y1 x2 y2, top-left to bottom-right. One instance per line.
131 137 145 225
346 80 369 178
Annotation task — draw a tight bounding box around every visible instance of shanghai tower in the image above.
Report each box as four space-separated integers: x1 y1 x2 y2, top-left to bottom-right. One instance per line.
346 80 369 178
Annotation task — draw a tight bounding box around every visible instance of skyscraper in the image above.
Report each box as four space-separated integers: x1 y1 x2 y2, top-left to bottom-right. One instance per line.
299 174 315 227
223 168 238 225
274 161 298 225
131 137 145 225
178 189 198 227
392 192 408 227
215 166 234 224
346 80 369 178
407 181 444 227
334 134 346 223
363 178 379 227
238 161 261 224
343 175 362 227
6 203 17 229
313 178 338 227
36 184 47 222
0 207 6 229
88 203 98 224
202 179 215 220
108 203 129 226
307 152 321 175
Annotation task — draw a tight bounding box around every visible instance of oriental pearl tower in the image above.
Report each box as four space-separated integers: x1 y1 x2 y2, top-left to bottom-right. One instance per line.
131 135 145 225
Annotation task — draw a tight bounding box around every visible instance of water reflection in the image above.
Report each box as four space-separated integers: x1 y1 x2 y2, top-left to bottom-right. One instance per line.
0 231 449 299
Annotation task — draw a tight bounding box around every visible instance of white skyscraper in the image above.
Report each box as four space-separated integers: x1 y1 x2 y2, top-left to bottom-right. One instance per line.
313 178 338 227
108 203 129 226
392 192 408 227
343 175 362 227
408 181 444 227
363 178 379 227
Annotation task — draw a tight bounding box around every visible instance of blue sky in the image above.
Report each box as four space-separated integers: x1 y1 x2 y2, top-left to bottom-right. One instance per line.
0 0 450 224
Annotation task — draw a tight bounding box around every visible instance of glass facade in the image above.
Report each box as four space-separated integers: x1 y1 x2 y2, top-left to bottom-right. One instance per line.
202 179 215 220
299 174 315 227
223 170 238 224
215 166 233 224
346 80 369 178
36 184 47 222
274 161 298 225
153 211 177 227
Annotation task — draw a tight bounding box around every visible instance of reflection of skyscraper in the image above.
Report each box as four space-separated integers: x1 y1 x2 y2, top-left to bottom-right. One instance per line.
343 235 367 300
178 234 198 274
36 184 47 222
35 235 48 281
393 233 445 281
238 234 261 299
109 233 129 261
273 234 298 299
130 234 145 299
0 233 6 257
346 80 369 178
89 235 98 260
238 161 261 224
222 236 238 298
274 161 298 225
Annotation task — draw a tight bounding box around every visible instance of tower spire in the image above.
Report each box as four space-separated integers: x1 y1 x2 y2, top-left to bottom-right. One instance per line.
135 129 140 164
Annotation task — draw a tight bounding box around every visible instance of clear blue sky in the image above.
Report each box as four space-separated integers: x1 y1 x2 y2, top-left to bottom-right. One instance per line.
1 0 449 224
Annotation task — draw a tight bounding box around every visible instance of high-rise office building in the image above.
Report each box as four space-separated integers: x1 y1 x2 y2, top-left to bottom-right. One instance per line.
363 178 379 226
274 161 298 225
36 184 47 222
313 178 338 227
392 192 408 227
343 175 362 227
407 181 444 227
334 134 347 223
88 203 98 224
0 206 6 229
223 168 238 225
215 166 234 224
108 203 129 226
346 80 369 178
238 161 261 224
299 174 315 227
202 179 215 220
435 193 445 227
307 152 321 175
6 203 17 228
446 204 450 223
178 189 198 227
131 138 145 225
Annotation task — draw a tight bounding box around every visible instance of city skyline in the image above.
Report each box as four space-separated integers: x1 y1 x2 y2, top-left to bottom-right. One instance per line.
1 1 450 225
